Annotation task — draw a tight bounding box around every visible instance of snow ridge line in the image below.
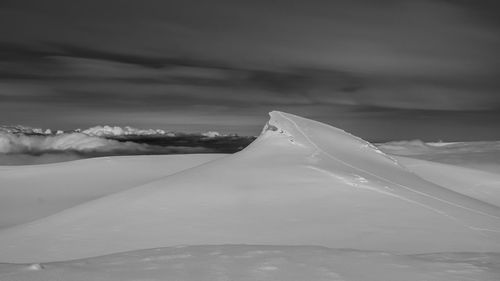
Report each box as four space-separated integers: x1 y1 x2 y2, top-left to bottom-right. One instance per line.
277 114 494 233
276 112 500 223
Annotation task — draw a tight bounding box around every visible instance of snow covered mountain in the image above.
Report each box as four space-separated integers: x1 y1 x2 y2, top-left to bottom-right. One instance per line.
1 111 499 263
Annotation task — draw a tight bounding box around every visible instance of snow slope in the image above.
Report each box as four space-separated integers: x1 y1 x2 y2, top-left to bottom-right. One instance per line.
0 111 499 263
0 154 224 228
394 156 500 207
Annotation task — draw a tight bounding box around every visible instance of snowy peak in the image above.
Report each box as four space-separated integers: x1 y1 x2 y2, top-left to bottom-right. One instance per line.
255 112 500 221
260 111 309 143
258 111 400 167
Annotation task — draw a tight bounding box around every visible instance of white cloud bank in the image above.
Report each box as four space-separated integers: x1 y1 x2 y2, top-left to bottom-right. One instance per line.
0 132 150 154
81 125 171 137
1 124 226 138
0 130 214 165
0 125 243 164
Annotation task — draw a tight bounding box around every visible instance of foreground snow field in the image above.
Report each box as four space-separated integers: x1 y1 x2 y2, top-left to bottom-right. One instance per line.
2 245 499 281
1 111 500 280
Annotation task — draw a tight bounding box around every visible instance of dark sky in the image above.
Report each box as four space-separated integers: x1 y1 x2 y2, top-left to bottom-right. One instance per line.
1 0 499 141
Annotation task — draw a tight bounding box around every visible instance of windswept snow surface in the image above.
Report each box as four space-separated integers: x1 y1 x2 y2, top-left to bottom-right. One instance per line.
1 111 499 264
394 156 500 207
2 245 499 281
1 111 500 280
0 154 224 229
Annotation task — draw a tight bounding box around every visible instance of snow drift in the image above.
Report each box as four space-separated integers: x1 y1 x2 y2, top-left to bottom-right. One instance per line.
0 154 224 228
393 155 500 207
0 111 499 263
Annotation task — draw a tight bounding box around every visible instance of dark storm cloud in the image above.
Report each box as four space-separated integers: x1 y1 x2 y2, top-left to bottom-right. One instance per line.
0 0 499 140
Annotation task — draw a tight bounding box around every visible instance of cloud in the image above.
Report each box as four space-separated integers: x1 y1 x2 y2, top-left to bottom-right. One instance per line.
0 131 214 157
0 124 258 164
81 125 169 137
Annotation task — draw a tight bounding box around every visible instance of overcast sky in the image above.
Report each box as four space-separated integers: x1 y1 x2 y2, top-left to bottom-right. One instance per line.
1 0 499 140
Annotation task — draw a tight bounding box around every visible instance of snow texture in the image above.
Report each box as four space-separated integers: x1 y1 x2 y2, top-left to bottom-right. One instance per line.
2 245 499 281
0 111 499 280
